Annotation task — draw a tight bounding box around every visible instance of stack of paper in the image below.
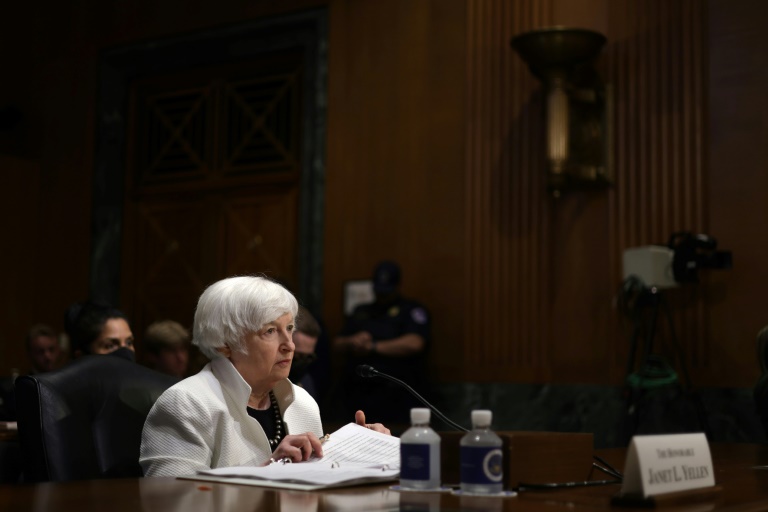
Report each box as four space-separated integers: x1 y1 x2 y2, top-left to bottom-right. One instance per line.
186 423 401 491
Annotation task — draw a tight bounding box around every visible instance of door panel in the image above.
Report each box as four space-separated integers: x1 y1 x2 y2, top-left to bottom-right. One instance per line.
121 53 304 352
221 190 298 282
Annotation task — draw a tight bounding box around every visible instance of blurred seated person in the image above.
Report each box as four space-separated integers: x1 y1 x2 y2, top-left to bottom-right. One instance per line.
143 320 191 378
64 300 135 359
140 275 389 477
25 324 63 374
333 260 431 425
288 306 320 398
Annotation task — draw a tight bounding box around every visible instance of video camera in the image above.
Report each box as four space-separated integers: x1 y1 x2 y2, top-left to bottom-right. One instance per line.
667 232 732 283
622 232 732 288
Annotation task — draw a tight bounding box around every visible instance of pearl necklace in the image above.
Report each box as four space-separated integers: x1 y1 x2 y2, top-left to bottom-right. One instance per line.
267 391 284 449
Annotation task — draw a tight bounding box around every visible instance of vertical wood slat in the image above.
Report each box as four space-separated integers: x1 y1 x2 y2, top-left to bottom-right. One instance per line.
608 0 709 374
465 0 708 383
465 0 551 381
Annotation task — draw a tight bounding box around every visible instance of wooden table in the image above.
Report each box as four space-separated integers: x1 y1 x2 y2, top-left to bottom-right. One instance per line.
2 444 768 511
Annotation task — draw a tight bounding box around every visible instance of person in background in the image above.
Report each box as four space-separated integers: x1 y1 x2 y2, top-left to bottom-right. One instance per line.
271 277 333 408
289 306 320 398
25 324 63 374
64 300 135 358
333 260 431 426
140 275 389 478
1 324 64 420
143 320 191 378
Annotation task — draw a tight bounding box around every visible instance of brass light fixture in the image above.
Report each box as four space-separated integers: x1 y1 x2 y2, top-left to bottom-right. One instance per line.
511 27 610 197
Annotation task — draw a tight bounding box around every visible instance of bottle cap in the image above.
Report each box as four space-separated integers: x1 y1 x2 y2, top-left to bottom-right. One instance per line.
471 409 492 427
411 408 431 424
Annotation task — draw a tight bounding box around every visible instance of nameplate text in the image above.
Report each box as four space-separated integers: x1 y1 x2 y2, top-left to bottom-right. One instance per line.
620 433 715 498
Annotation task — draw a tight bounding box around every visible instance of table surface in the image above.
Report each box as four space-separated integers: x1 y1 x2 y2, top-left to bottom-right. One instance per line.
2 444 768 511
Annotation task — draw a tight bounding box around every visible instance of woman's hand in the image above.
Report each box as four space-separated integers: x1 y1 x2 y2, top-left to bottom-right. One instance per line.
355 410 391 435
271 432 324 462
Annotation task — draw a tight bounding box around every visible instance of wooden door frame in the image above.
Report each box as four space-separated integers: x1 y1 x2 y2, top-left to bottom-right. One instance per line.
93 8 328 313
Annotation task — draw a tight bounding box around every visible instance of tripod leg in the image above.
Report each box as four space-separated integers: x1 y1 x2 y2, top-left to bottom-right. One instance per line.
659 297 713 438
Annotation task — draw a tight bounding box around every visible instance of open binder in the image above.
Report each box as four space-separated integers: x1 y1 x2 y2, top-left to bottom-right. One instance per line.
182 423 400 491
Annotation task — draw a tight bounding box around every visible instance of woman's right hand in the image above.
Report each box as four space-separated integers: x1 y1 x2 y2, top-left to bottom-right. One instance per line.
270 432 324 463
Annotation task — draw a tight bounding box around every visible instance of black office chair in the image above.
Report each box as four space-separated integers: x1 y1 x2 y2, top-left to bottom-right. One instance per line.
15 352 179 482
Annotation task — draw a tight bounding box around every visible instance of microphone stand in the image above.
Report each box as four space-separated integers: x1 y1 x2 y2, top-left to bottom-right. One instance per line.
358 365 468 432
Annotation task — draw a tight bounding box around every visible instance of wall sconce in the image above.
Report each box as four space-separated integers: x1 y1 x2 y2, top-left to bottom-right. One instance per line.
511 27 610 197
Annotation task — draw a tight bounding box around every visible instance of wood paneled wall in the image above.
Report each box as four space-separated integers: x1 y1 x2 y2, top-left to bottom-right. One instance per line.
0 156 44 372
459 0 720 384
708 0 768 386
464 0 550 382
607 0 711 378
324 0 467 378
0 0 763 389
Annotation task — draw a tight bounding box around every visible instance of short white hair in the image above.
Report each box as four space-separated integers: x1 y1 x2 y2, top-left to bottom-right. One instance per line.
192 276 298 359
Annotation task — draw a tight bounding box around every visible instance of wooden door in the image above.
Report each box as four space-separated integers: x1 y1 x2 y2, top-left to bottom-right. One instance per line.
121 52 304 354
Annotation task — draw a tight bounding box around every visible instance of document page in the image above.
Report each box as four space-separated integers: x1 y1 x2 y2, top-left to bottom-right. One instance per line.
200 463 398 486
314 422 400 468
194 423 400 489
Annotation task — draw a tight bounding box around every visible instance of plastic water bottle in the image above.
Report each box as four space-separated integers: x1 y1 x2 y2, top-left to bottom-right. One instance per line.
460 409 503 494
399 408 441 490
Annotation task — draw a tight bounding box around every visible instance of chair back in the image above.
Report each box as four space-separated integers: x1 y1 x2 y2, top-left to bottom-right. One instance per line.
15 353 178 482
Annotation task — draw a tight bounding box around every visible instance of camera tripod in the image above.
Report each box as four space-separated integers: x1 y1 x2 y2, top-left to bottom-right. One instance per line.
618 278 711 444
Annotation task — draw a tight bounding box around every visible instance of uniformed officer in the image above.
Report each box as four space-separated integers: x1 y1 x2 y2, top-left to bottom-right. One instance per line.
334 261 431 426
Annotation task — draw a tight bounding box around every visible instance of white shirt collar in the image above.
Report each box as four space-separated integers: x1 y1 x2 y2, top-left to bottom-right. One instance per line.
209 356 295 412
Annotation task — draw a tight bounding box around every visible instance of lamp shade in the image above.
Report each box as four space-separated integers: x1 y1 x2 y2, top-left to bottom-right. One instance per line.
511 27 606 83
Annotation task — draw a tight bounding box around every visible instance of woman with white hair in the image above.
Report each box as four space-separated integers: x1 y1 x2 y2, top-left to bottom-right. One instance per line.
140 276 388 477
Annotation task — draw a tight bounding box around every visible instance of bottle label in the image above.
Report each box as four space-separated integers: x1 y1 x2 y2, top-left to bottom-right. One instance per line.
400 444 431 480
460 446 503 484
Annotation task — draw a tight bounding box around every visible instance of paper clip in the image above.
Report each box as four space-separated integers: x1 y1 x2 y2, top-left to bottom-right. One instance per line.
331 461 340 469
270 457 292 465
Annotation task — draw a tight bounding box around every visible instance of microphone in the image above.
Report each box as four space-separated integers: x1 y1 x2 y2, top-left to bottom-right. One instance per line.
355 364 468 432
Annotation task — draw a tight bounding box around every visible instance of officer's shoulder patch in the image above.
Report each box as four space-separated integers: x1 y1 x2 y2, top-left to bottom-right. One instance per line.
410 307 428 324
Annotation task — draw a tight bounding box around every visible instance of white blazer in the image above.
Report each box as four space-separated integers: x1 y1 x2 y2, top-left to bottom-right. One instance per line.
140 356 323 477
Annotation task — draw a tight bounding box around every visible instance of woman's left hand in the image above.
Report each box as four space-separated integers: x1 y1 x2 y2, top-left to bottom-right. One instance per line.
355 410 391 435
271 432 324 462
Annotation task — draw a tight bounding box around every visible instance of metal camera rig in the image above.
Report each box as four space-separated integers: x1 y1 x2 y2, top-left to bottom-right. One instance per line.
617 232 732 442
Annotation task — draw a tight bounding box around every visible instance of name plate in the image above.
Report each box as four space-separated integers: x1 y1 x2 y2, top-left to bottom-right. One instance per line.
620 433 715 498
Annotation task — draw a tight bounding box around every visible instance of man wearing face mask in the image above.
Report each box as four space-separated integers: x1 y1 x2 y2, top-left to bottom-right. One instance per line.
289 306 321 398
333 260 431 427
